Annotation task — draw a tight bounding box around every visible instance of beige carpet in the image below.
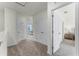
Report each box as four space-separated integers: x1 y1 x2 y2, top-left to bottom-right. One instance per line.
54 39 75 56
54 41 75 56
8 39 48 56
64 39 75 46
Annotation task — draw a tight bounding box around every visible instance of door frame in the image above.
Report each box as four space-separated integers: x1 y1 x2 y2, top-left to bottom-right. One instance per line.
75 2 79 56
51 3 76 55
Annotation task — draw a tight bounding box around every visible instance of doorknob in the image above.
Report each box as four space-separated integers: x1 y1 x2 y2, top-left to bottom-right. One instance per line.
58 32 61 34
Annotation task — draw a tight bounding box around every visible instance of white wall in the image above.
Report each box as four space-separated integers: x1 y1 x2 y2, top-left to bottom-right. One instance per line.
0 10 4 32
4 8 33 47
16 13 33 42
33 10 48 45
5 8 17 46
4 8 33 46
61 4 75 34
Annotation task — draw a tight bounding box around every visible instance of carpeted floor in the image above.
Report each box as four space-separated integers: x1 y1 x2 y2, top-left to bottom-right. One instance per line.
64 39 75 46
8 39 48 56
54 39 76 56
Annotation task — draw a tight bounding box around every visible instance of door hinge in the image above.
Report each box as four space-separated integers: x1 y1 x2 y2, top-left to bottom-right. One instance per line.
52 15 54 17
52 30 54 33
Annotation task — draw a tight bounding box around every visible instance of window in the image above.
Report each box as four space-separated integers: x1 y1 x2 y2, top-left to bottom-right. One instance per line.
27 24 33 33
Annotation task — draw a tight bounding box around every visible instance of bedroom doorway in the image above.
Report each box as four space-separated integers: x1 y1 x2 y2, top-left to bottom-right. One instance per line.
52 3 76 56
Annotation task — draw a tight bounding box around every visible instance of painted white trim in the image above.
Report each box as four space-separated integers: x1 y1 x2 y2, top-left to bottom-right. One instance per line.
75 2 79 56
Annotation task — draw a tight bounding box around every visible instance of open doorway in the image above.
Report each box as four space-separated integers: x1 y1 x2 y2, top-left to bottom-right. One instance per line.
52 3 76 56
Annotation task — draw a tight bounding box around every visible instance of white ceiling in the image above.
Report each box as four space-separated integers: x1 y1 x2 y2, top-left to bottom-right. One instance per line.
48 2 71 10
0 2 47 16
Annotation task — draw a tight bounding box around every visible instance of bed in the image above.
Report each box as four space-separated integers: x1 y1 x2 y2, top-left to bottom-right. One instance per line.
64 27 75 40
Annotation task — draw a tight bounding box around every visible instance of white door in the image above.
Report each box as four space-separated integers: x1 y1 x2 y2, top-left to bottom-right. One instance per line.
52 3 75 54
52 9 63 53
